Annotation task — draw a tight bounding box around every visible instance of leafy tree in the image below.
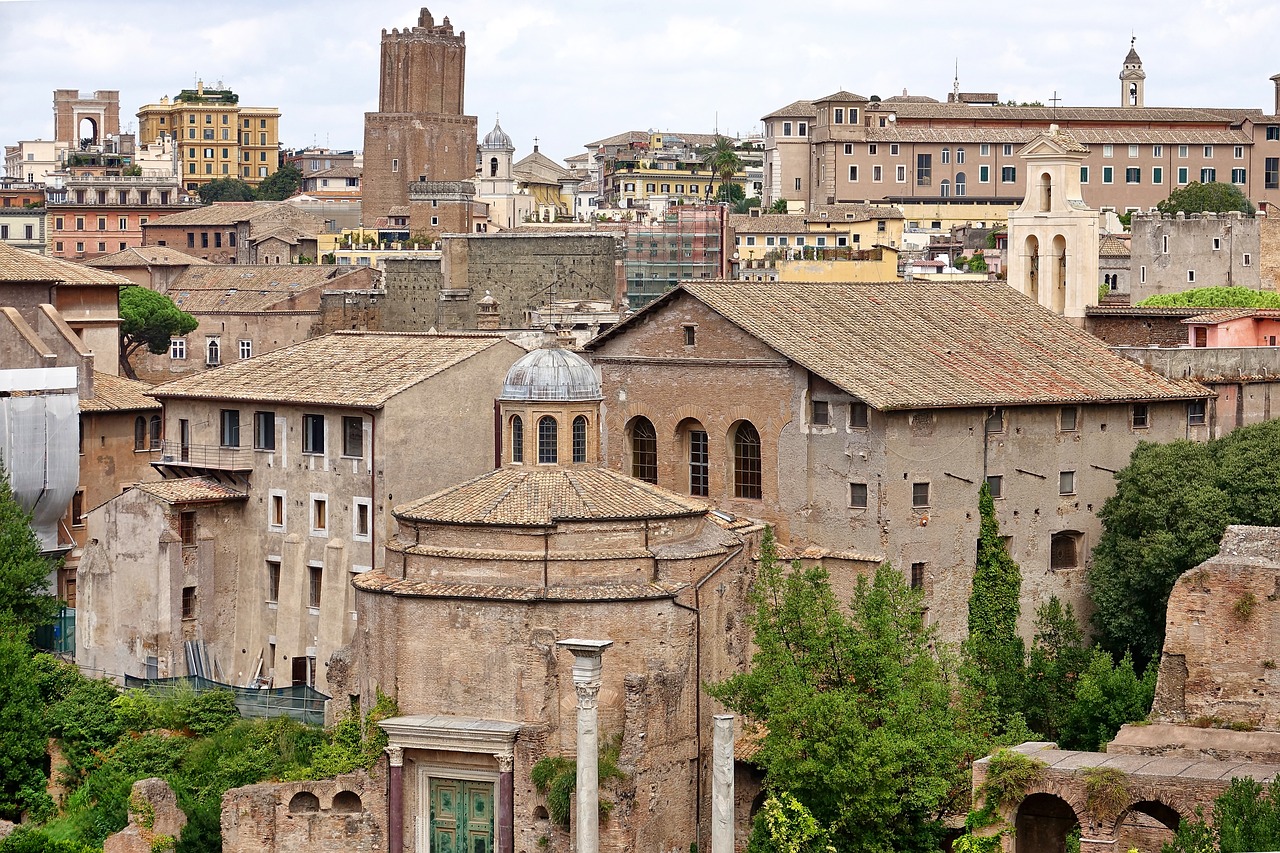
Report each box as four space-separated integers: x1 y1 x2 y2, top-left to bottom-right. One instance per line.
119 286 197 379
703 135 744 203
968 251 989 272
1058 649 1155 751
48 677 123 777
964 484 1027 734
712 532 975 853
1138 286 1280 309
195 178 254 204
1117 212 1133 229
1156 181 1255 215
748 793 834 853
254 164 301 201
0 628 51 822
732 196 762 215
770 198 790 214
715 182 745 204
0 469 61 635
1022 597 1090 743
1164 778 1280 853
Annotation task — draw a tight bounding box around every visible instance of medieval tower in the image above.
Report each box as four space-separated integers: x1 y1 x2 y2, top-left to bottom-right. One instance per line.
362 9 477 234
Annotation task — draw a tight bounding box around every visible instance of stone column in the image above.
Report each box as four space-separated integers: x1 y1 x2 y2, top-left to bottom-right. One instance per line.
386 745 404 853
711 715 735 853
557 639 613 853
495 751 514 853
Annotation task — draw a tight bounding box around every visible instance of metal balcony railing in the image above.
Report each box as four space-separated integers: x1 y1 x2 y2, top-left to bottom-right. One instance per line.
156 440 254 471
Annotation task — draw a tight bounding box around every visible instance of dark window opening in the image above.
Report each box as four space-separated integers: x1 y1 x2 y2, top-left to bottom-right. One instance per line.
733 421 762 499
630 417 658 484
572 416 588 464
537 416 558 464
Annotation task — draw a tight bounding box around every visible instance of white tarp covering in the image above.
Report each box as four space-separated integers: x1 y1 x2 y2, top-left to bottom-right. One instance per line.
0 370 79 552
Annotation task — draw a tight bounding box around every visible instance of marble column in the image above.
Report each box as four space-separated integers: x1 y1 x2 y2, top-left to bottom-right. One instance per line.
557 639 612 853
711 715 734 853
495 750 514 853
386 745 403 853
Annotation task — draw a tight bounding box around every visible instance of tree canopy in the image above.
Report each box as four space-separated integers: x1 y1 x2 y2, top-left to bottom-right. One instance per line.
1137 286 1280 308
0 468 61 636
119 286 197 379
255 164 302 201
712 532 976 853
1156 181 1255 216
703 135 744 201
1088 419 1280 665
1166 777 1280 853
195 178 254 204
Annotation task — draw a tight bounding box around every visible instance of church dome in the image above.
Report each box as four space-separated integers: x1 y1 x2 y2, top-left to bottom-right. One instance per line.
501 347 601 401
482 119 514 150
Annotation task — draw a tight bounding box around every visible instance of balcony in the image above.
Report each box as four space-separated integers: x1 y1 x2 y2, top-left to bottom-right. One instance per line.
154 440 254 472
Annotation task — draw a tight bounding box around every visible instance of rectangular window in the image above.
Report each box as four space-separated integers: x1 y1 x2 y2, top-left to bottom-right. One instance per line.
1188 400 1207 426
910 562 925 590
783 121 793 136
850 402 869 428
1103 144 1114 158
1267 158 1280 189
868 143 877 154
302 414 324 454
986 475 1003 499
391 158 399 173
890 143 900 156
1128 144 1139 158
1060 406 1078 431
1140 264 1147 283
1103 166 1114 183
97 217 106 231
353 498 371 542
1080 166 1089 183
811 400 830 426
690 429 709 497
1059 470 1076 496
1269 126 1280 141
794 177 801 191
1001 166 1016 183
896 165 906 182
219 409 240 447
872 165 882 182
1201 167 1216 183
119 216 128 230
1204 145 1213 158
979 165 990 183
1132 404 1149 429
848 165 858 182
254 411 275 450
1153 144 1163 158
911 482 930 508
269 490 286 530
1235 145 1245 159
1244 253 1252 267
1188 270 1196 283
986 407 1005 434
308 565 322 608
1125 167 1140 184
311 496 328 536
1177 166 1189 185
1003 144 1013 156
182 586 196 619
849 482 868 509
71 489 85 526
1153 166 1163 184
342 416 363 458
980 143 990 156
1213 237 1222 251
180 511 197 547
1232 168 1247 184
1179 145 1189 158
267 560 281 603
239 339 252 359
169 337 186 359
916 153 931 186
833 107 844 124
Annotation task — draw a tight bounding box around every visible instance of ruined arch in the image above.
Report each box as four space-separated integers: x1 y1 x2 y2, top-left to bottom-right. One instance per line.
1015 793 1080 853
288 791 320 813
331 790 363 813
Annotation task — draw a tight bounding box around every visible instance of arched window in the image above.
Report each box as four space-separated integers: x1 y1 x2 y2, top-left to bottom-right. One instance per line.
1039 172 1053 212
572 415 588 463
510 415 524 463
733 421 762 499
954 172 966 197
688 426 709 497
941 147 951 164
630 417 657 484
134 416 147 451
939 179 950 198
537 416 557 464
489 157 498 178
206 338 220 366
149 415 162 449
956 147 966 164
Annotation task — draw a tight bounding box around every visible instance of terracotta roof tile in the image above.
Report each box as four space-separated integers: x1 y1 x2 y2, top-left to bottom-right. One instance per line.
1099 235 1131 257
593 281 1212 410
80 372 160 412
150 331 510 407
861 126 1250 145
166 264 358 312
84 246 212 268
134 477 247 504
1183 309 1280 324
878 103 1259 123
352 570 687 601
146 200 323 231
0 242 132 286
395 467 710 526
761 99 815 120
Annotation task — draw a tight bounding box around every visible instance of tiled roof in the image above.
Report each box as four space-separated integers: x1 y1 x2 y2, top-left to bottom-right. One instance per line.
0 242 132 286
1038 127 1090 154
815 90 866 103
860 126 1250 145
591 281 1212 410
806 203 904 222
585 130 729 149
80 372 160 412
84 246 212 268
387 205 410 217
1099 235 1131 257
395 467 709 526
166 264 358 312
145 201 323 230
513 150 573 184
150 331 509 407
1086 306 1204 316
880 103 1260 123
884 93 939 103
761 99 815 120
353 569 687 601
1184 309 1280 324
134 477 247 504
728 214 810 234
307 166 362 179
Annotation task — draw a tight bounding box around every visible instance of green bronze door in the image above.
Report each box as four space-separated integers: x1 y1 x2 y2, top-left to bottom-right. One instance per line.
430 779 493 853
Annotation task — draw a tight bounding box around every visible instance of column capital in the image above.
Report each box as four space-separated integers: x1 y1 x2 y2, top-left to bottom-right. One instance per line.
573 680 601 710
494 751 515 773
385 745 404 767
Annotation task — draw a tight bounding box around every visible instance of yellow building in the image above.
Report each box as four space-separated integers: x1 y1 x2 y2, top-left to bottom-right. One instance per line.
731 204 905 282
137 82 281 192
594 131 759 210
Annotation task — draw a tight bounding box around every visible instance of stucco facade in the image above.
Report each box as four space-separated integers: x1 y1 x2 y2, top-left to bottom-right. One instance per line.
1128 211 1261 302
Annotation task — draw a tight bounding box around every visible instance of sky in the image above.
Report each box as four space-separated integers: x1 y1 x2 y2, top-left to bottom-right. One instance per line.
3 0 1280 169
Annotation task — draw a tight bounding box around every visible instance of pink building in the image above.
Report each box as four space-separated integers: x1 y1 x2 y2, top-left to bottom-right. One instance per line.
1184 309 1280 348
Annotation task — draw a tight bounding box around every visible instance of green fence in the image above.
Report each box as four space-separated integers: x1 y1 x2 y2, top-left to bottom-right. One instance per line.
123 674 329 727
33 607 75 656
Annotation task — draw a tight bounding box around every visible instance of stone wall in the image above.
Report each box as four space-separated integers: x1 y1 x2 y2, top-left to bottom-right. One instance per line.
1129 211 1261 302
1086 309 1200 346
318 289 385 333
222 771 384 853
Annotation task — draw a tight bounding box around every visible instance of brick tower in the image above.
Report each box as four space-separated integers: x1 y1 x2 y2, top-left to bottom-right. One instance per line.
362 9 477 235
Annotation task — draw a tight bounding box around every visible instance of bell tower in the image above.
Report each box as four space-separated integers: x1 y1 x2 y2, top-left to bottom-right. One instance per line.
1120 37 1145 108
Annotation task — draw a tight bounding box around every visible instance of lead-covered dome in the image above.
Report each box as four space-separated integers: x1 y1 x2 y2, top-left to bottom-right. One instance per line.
481 119 514 151
501 347 601 401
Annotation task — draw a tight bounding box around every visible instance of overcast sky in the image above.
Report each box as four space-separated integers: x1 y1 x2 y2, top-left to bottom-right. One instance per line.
3 0 1280 169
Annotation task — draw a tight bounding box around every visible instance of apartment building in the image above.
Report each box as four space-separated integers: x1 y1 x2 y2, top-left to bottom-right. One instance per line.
136 82 281 191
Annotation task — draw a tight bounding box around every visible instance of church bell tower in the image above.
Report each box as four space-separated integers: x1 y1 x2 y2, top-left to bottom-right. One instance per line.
1120 37 1145 108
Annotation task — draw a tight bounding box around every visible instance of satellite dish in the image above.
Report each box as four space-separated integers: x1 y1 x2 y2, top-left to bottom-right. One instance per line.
888 114 897 122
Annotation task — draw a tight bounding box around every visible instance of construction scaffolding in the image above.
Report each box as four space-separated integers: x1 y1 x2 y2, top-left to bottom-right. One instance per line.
123 675 329 727
621 205 726 309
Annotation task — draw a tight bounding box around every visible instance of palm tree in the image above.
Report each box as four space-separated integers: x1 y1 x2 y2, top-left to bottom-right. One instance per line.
703 135 743 203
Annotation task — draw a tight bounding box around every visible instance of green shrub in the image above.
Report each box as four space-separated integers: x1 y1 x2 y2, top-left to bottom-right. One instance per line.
1137 287 1280 309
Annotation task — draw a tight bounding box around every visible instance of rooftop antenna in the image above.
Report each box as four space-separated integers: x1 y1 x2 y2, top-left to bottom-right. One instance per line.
953 59 960 101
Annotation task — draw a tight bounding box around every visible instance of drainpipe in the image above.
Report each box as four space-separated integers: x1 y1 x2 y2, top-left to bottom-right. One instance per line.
672 542 745 852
